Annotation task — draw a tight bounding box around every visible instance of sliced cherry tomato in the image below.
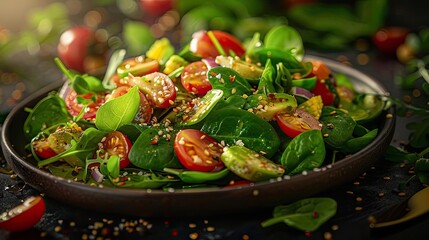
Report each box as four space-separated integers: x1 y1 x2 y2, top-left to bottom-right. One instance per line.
117 56 160 78
181 61 212 96
190 30 245 58
309 60 335 105
174 129 224 172
108 86 153 124
130 72 176 109
32 138 57 159
275 109 322 138
0 196 45 232
65 89 105 120
98 131 132 169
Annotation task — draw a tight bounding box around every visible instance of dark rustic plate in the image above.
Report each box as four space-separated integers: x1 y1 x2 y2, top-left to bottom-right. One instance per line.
1 56 395 217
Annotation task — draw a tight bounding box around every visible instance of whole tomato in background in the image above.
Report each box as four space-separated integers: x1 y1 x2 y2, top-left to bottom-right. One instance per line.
139 0 175 16
57 26 108 74
372 26 409 56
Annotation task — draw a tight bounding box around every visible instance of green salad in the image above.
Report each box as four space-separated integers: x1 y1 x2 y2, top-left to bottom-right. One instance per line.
23 25 387 189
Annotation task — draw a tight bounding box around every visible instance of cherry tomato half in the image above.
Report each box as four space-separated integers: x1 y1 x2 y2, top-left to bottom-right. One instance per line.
181 61 212 96
309 60 335 105
108 86 153 124
0 196 45 232
65 89 105 120
190 30 245 58
32 138 57 159
275 109 322 138
98 131 132 169
174 129 224 172
130 72 177 109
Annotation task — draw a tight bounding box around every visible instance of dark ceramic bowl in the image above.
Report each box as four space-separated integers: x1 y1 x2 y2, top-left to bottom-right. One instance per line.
1 57 395 217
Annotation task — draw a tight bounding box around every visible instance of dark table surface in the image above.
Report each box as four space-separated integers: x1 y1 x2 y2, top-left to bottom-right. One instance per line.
1 45 429 240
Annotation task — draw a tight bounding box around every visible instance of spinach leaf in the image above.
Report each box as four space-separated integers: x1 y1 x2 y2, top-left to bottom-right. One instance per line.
384 145 421 164
257 59 276 95
320 106 356 149
24 93 72 140
201 108 280 158
261 197 337 232
123 20 154 55
407 119 429 149
342 128 378 153
207 67 252 98
117 123 148 142
415 158 429 184
264 25 304 61
109 171 177 189
274 62 292 93
48 164 86 181
95 86 140 132
248 48 307 74
38 127 106 167
280 130 325 175
106 155 120 178
102 49 126 89
129 128 182 171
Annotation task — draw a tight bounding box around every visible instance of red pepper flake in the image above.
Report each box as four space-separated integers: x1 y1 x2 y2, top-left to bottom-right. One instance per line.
229 75 235 82
210 71 217 77
171 229 179 237
305 231 312 237
151 135 159 145
312 211 319 218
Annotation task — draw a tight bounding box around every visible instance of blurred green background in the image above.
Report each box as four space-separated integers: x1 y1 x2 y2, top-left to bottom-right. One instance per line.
1 0 428 122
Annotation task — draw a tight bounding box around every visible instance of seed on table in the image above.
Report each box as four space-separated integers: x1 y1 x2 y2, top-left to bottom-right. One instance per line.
331 225 339 231
355 206 363 211
324 231 333 240
398 192 406 197
356 197 363 202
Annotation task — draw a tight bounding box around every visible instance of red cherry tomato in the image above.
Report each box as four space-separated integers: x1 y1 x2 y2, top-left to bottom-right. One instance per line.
116 56 160 78
65 89 105 120
275 109 322 138
57 26 92 72
0 196 45 232
181 61 212 96
139 0 174 16
32 138 57 159
108 86 153 124
98 131 132 169
174 129 224 172
190 30 246 58
309 60 335 105
130 72 176 109
372 27 409 56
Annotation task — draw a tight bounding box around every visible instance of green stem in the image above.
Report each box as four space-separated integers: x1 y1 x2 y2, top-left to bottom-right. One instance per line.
54 57 74 81
207 31 226 56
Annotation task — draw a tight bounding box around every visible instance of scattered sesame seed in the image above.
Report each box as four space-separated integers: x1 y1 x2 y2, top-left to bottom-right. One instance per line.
356 197 363 202
324 232 333 240
331 225 339 231
355 206 363 211
398 192 406 197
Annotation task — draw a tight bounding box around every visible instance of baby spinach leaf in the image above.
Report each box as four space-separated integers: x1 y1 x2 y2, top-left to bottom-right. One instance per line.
280 130 325 175
24 93 72 140
48 164 86 181
201 108 280 158
274 62 292 93
109 170 177 189
384 145 421 164
261 197 337 232
129 128 182 171
257 59 276 95
407 119 429 149
320 106 356 149
415 158 429 184
95 86 140 132
342 128 378 154
117 123 148 142
247 48 306 74
207 67 252 98
264 25 304 61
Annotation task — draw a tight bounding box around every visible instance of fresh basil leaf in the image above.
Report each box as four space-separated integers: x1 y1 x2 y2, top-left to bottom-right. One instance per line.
95 86 140 132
